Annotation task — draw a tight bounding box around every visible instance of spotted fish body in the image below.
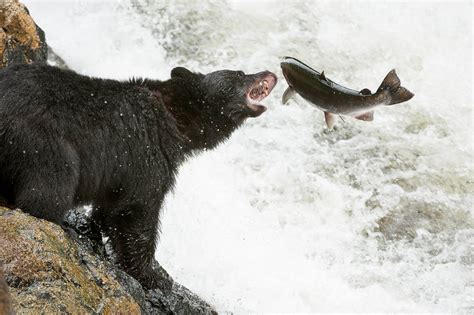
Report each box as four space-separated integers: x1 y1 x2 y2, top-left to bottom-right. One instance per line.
280 57 414 128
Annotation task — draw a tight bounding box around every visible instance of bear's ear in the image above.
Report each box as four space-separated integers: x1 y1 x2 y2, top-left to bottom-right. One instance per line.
171 67 195 79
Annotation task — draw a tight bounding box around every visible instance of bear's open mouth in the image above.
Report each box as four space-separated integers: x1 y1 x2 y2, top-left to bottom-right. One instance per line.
246 71 277 117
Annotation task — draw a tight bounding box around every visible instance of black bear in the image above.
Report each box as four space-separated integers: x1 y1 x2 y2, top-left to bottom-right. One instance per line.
0 63 277 289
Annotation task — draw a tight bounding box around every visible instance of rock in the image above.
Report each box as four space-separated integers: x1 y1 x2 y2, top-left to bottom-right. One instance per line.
0 207 140 314
0 207 217 314
47 45 69 70
0 268 13 315
0 0 47 68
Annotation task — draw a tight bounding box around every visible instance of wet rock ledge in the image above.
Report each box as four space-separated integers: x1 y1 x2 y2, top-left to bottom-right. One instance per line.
0 207 217 314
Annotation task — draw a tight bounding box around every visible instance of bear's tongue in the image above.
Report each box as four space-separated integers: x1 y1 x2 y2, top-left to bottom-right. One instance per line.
246 83 267 117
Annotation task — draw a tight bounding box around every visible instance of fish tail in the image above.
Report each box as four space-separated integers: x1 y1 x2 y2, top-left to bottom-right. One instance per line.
377 69 414 105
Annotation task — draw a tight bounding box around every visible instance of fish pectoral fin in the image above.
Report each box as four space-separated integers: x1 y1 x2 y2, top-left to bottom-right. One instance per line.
359 88 372 95
324 112 337 129
355 111 374 121
282 86 296 105
320 71 327 81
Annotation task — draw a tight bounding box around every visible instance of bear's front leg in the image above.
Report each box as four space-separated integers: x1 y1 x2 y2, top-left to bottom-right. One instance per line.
103 204 173 292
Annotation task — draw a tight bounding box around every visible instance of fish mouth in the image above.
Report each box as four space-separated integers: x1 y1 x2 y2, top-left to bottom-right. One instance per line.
245 71 277 117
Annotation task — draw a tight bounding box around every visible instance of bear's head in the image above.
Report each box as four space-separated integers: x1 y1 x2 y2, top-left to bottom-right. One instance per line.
165 66 277 152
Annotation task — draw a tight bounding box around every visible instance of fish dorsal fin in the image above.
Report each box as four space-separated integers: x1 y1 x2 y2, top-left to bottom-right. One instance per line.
355 111 374 121
320 71 327 81
359 88 372 96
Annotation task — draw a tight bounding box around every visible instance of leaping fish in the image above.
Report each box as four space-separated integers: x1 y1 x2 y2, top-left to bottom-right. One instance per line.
280 56 414 129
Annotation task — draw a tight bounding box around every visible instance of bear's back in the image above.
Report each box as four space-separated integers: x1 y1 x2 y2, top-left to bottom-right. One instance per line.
0 64 181 140
0 64 129 117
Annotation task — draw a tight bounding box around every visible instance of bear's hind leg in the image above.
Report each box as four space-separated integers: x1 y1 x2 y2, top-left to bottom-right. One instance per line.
100 204 172 291
4 130 80 225
14 176 77 225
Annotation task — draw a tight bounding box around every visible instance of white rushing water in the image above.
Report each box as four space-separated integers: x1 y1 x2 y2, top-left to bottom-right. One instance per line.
26 0 472 313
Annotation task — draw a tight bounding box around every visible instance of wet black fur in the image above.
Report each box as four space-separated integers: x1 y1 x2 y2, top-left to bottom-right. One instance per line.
0 63 267 289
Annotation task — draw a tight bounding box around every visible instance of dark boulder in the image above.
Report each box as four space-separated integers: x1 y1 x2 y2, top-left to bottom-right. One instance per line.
47 45 69 69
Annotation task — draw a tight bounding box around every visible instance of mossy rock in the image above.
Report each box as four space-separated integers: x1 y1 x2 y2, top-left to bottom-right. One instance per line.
0 0 47 68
